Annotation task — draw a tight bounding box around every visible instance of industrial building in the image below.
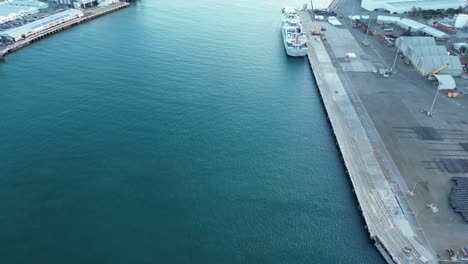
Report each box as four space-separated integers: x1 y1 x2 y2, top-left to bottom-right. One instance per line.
362 0 466 14
396 36 463 76
0 0 49 24
407 46 447 65
51 0 119 8
49 0 96 8
455 14 468 29
1 9 83 42
398 18 449 38
0 0 47 24
376 15 401 24
376 16 450 38
0 5 37 23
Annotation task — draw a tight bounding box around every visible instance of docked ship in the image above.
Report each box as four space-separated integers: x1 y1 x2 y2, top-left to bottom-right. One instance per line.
281 7 298 23
281 7 307 57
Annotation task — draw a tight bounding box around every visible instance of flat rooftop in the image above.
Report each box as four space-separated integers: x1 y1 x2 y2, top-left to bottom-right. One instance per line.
1 9 83 38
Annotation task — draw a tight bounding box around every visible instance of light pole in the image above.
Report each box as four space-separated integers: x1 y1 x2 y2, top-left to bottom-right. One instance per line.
362 16 371 45
391 48 399 72
426 87 439 117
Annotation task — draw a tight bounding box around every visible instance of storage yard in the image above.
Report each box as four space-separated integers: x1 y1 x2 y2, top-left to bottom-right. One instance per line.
303 0 468 262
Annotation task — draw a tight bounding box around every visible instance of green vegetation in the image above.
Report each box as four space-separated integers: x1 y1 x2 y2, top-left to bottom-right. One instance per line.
410 5 463 19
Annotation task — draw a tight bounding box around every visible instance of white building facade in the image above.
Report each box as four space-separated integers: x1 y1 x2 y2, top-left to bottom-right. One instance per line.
362 0 466 13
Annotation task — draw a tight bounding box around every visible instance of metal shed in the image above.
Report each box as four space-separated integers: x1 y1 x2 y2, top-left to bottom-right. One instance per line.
376 15 401 25
0 9 83 42
398 18 425 32
434 75 456 90
421 26 449 39
414 56 463 76
406 46 448 65
395 36 436 57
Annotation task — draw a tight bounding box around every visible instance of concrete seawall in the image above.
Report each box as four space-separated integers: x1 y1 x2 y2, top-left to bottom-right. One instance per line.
299 11 436 264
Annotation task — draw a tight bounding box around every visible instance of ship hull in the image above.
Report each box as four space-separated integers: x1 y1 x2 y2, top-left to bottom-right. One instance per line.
281 28 307 57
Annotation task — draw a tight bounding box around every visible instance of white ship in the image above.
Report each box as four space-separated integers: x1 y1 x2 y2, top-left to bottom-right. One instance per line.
281 7 298 23
281 7 307 57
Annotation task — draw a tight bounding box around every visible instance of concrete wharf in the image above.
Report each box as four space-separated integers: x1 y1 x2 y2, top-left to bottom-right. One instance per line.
299 11 437 264
0 2 129 57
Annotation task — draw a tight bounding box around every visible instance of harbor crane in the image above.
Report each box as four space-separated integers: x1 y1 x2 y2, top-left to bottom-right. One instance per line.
428 63 449 80
310 0 322 35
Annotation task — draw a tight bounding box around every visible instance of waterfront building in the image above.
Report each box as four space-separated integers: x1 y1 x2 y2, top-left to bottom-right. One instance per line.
51 0 118 8
0 4 39 24
1 9 83 42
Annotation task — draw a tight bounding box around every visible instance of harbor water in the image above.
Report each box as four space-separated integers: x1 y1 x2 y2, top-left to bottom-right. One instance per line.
0 0 385 263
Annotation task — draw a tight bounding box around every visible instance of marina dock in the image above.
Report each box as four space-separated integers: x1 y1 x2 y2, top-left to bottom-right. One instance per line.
299 11 437 264
0 2 129 57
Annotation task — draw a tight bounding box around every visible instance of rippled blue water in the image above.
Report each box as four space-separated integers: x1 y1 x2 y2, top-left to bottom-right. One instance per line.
0 1 385 263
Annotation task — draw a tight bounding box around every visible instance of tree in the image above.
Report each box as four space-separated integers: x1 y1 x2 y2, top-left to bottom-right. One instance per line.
446 8 456 14
417 7 422 15
410 6 417 16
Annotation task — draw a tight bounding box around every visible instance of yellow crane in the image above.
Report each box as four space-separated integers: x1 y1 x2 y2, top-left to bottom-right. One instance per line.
428 63 449 80
310 0 322 35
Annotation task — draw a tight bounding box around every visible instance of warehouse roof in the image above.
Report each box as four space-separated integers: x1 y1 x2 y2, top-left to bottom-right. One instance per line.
421 26 449 39
377 15 401 22
434 75 456 90
1 9 82 38
410 46 447 57
396 36 437 49
418 56 463 72
398 18 425 31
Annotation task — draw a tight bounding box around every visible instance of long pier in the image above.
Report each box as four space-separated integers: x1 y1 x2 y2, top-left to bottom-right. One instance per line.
0 2 129 57
299 11 437 264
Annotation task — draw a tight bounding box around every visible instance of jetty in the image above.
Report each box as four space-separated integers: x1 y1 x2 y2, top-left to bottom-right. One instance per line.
299 11 437 264
0 2 129 57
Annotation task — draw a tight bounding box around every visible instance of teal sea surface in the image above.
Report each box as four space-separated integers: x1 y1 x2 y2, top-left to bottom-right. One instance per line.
0 1 385 263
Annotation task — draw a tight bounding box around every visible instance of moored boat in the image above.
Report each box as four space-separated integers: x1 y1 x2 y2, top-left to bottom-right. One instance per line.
281 8 307 57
